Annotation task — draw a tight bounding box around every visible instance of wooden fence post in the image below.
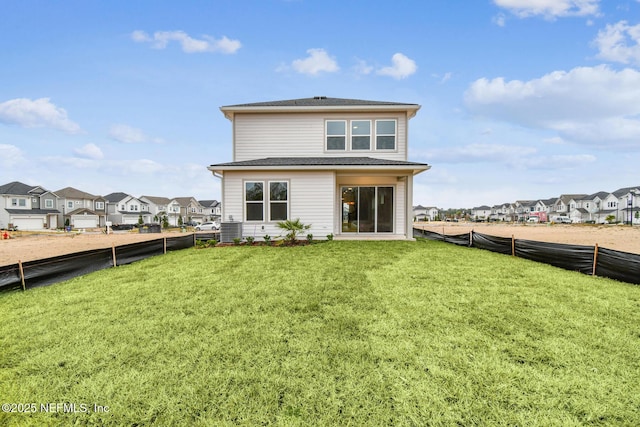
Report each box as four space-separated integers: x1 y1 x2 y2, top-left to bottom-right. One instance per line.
511 235 515 256
593 244 599 276
112 244 117 267
18 260 26 291
164 237 167 254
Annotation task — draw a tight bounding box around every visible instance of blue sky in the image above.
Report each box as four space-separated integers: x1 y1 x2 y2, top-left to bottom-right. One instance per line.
1 0 639 208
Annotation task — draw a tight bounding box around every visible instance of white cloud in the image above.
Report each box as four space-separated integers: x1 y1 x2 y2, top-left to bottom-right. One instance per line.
0 98 81 134
109 124 163 144
74 143 103 160
377 53 417 79
464 65 640 148
0 144 24 167
494 0 600 19
592 21 640 65
493 13 507 27
353 59 374 76
132 30 241 54
291 48 339 75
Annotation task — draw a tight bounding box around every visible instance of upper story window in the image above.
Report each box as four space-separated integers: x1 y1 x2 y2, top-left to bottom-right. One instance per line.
351 120 371 150
45 199 54 208
12 198 26 207
326 120 346 150
376 120 396 150
95 201 104 210
68 201 74 209
326 119 397 151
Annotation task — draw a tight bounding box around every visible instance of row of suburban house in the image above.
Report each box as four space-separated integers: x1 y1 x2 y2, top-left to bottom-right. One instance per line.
414 186 640 225
0 181 221 231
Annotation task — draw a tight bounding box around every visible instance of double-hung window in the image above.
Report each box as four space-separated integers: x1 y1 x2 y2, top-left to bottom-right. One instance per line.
375 120 396 150
245 181 288 221
269 182 288 221
45 199 54 208
326 120 346 150
351 120 371 150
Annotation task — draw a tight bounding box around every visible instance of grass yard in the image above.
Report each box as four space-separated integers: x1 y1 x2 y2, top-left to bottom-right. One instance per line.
1 240 639 426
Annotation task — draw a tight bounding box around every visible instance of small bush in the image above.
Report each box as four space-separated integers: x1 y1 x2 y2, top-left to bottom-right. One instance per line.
246 236 255 245
263 235 272 245
306 233 313 243
233 238 242 245
326 233 334 241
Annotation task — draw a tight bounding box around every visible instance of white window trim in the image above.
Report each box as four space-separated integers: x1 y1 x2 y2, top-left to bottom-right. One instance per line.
244 181 265 222
244 180 289 222
351 120 372 151
325 120 347 151
375 119 397 151
325 118 398 153
268 181 289 222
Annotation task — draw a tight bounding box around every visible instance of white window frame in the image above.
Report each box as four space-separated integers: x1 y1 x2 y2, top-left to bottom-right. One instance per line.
245 181 265 222
45 199 54 208
269 181 289 222
326 120 346 151
351 120 371 150
244 180 289 222
375 119 397 150
95 201 104 210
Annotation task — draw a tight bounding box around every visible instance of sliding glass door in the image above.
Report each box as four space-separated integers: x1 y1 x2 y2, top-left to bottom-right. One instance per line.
341 186 394 233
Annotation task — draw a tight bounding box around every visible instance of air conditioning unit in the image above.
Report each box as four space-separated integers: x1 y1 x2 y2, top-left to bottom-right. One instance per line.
220 222 243 243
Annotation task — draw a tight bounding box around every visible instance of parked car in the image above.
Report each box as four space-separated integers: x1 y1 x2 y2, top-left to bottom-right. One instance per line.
555 217 572 224
195 222 219 231
183 220 199 227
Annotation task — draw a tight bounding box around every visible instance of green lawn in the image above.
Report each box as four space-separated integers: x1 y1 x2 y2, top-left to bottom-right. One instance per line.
1 240 639 426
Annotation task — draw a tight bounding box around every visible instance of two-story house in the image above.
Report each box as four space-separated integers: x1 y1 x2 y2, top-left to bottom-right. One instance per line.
104 192 151 225
199 199 222 223
55 186 106 229
0 181 60 230
139 196 172 224
613 186 640 224
208 97 430 240
173 197 206 225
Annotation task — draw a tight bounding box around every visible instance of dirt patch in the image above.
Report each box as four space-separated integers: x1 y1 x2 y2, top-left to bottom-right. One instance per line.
414 222 640 254
0 230 195 266
2 223 640 267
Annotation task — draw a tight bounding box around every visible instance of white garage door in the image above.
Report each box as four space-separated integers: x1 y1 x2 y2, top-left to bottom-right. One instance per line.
73 217 98 229
13 218 44 230
122 216 139 225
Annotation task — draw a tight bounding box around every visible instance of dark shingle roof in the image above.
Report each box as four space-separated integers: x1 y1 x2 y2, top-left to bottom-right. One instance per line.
210 157 429 168
6 208 60 214
222 97 418 108
103 192 132 202
0 181 37 195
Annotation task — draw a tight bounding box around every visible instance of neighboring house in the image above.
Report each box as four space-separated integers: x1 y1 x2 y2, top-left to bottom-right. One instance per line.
514 200 536 222
173 197 206 224
199 199 222 223
104 192 151 225
471 205 492 221
0 181 60 230
55 186 106 229
208 96 430 240
412 205 428 221
139 196 172 224
490 203 515 222
612 186 640 224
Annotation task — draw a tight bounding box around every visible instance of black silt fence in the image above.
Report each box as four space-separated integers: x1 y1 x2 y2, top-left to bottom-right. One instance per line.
0 233 220 292
414 227 640 285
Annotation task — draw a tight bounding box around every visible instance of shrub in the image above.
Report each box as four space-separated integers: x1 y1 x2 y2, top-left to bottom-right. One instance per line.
245 236 255 245
306 233 313 243
263 235 272 245
233 238 242 245
276 218 311 244
326 233 334 241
